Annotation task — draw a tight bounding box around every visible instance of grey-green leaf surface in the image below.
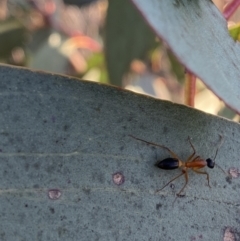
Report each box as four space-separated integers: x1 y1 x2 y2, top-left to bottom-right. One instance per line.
0 65 240 240
131 0 240 114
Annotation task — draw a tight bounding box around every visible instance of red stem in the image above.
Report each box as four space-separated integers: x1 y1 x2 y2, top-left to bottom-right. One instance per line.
185 70 196 107
223 0 240 20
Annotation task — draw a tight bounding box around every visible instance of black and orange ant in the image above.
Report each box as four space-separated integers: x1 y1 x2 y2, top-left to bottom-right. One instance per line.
130 134 224 199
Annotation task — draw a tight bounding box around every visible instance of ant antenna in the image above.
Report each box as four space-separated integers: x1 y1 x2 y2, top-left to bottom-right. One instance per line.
213 135 226 175
213 135 223 161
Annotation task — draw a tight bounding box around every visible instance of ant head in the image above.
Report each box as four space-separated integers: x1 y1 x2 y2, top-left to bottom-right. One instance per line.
206 158 215 168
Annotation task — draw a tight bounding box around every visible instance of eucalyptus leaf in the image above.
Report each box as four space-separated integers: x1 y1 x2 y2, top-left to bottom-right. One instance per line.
105 0 157 86
0 18 26 58
0 65 240 240
131 0 240 114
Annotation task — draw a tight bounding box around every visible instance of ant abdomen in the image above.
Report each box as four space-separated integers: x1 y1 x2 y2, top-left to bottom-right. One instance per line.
155 158 179 170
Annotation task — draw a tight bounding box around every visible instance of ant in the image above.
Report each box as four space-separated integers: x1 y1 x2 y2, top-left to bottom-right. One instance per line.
129 135 224 200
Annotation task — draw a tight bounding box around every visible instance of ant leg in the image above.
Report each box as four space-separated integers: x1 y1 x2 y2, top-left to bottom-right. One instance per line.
193 169 210 188
155 171 185 193
188 155 200 163
176 170 189 196
172 170 189 205
129 135 180 159
186 137 197 163
188 136 196 153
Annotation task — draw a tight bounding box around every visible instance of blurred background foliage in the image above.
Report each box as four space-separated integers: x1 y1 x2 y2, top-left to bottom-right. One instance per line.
0 0 239 121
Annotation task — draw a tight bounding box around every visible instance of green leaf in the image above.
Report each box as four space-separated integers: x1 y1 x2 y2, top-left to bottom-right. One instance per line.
229 23 240 41
0 65 239 240
0 18 26 58
105 0 157 86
